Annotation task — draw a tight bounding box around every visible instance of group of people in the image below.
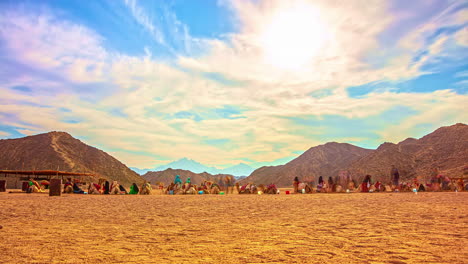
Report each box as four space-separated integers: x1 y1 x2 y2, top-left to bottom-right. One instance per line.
292 165 467 194
165 175 236 195
23 166 466 195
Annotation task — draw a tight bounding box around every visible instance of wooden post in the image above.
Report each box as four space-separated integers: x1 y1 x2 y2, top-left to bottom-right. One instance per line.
0 180 6 192
49 179 62 196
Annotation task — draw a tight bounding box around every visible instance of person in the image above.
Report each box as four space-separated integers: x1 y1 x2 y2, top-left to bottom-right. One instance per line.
327 177 334 192
317 176 324 192
390 165 400 191
159 182 164 194
430 167 439 191
129 183 139 194
64 178 73 193
119 185 128 194
293 177 300 193
361 175 372 192
457 178 465 191
103 181 110 194
375 181 382 192
27 178 42 193
72 182 85 194
185 177 192 192
224 175 235 194
174 175 182 188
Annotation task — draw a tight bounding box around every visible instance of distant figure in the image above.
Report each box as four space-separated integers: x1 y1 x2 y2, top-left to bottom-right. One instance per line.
72 182 85 194
224 175 235 194
119 185 128 194
457 178 465 191
317 176 324 192
63 178 73 194
391 165 400 190
293 177 300 193
159 182 164 194
174 175 182 187
184 177 192 192
27 178 42 193
327 177 334 192
129 183 139 194
361 175 372 192
430 168 440 191
103 181 110 194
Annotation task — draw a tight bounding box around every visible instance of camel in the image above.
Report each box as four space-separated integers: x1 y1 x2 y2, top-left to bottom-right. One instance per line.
140 182 152 195
165 182 181 195
335 185 343 193
263 184 278 194
297 182 313 194
210 184 220 194
27 179 43 193
63 185 73 194
109 181 120 195
184 186 197 195
88 178 106 194
235 182 257 194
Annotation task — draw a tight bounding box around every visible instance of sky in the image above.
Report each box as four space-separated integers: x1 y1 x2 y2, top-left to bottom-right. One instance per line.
0 0 467 169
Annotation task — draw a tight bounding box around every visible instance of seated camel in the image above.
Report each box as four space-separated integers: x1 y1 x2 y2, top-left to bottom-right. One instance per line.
210 183 220 194
27 179 43 193
109 181 121 195
335 185 343 193
184 186 197 195
236 183 257 194
140 182 152 195
63 185 73 194
87 178 107 194
297 183 313 194
264 184 278 194
166 182 181 194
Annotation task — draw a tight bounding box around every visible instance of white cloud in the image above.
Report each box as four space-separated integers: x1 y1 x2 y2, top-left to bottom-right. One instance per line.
0 1 467 168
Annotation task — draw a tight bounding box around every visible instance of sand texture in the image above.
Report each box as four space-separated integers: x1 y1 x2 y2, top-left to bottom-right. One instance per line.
0 192 467 263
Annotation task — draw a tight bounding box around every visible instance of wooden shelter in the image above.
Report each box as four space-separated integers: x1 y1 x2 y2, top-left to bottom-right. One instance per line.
0 170 96 189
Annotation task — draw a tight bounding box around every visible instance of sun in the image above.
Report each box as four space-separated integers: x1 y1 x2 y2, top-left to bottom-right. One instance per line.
259 3 328 70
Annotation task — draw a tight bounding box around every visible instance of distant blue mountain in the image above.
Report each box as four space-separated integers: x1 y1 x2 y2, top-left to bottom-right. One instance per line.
133 158 255 177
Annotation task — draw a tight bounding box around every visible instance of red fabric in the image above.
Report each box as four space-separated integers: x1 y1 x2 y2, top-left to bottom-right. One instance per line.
361 182 369 192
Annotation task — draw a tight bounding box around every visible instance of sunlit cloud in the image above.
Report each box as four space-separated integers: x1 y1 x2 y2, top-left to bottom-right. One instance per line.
0 0 466 169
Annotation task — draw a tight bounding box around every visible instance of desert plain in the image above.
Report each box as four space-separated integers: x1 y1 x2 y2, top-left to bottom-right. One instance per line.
0 191 467 264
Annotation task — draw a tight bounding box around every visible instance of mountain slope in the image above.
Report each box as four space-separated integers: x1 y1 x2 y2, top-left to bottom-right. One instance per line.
144 158 255 176
347 123 468 182
0 131 144 186
142 168 232 186
245 142 372 187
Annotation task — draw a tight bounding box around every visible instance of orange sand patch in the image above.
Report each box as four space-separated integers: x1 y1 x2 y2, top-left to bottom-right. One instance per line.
0 192 467 263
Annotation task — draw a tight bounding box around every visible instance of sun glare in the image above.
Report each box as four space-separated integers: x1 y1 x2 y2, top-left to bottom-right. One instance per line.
259 4 328 70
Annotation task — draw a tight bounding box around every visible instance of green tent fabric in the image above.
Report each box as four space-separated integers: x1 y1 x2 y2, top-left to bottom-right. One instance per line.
174 175 182 184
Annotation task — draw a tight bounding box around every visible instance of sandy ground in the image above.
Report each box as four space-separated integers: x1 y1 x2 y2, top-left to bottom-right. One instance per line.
0 191 467 264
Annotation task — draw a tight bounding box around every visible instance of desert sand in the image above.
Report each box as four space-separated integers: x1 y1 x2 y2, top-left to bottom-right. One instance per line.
0 191 467 263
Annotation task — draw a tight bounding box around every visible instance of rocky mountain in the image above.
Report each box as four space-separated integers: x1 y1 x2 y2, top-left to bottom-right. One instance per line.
137 158 255 176
142 168 233 186
347 123 468 182
0 131 144 187
245 123 468 186
244 142 373 187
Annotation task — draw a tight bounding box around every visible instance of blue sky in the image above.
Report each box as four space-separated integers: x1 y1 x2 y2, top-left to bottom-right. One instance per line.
0 0 467 169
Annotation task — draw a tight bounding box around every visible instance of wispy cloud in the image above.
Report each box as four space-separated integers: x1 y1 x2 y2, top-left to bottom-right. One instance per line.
0 0 467 168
